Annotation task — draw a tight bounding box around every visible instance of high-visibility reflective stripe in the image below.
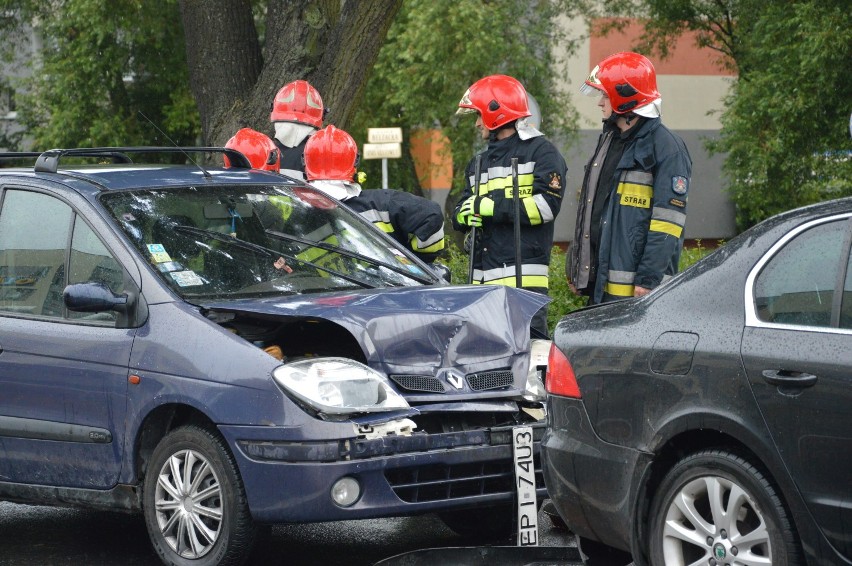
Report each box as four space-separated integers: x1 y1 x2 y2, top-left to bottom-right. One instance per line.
477 174 536 198
608 270 635 284
417 227 445 248
296 234 340 262
472 275 549 288
650 219 683 238
374 221 394 233
475 264 549 281
468 162 536 186
358 209 390 224
411 235 445 253
652 207 686 226
622 170 653 185
605 282 634 296
523 196 542 225
533 193 554 223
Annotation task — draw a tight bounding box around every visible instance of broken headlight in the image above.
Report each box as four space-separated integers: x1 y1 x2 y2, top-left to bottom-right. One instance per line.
273 357 409 415
523 339 551 402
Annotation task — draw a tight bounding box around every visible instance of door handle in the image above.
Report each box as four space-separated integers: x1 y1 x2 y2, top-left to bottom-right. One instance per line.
761 369 818 388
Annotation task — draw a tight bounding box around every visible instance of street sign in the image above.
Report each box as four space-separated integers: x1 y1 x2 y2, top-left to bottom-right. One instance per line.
367 127 403 144
363 142 401 160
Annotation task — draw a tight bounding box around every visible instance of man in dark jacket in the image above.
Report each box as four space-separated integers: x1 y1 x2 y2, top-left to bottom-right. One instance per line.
452 75 567 337
304 125 445 264
568 52 692 304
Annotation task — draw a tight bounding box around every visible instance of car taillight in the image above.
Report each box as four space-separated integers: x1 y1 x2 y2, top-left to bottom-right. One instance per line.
545 343 581 398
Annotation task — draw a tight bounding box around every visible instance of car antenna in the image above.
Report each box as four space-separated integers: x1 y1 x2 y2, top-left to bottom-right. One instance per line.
138 111 212 180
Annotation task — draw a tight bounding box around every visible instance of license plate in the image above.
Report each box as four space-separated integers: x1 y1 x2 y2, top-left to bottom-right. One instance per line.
513 425 538 546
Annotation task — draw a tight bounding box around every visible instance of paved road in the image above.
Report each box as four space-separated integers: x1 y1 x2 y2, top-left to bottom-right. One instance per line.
0 501 579 565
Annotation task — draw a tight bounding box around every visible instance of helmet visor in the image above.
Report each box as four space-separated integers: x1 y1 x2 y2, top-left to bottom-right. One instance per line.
580 64 604 96
456 87 478 115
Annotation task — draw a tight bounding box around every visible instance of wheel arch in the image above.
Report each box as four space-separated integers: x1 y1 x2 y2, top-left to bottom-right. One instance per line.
133 403 219 482
631 423 799 566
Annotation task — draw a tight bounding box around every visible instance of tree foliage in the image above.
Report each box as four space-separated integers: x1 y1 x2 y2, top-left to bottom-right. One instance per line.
600 0 852 230
0 0 198 150
349 0 581 214
712 1 852 228
0 0 401 151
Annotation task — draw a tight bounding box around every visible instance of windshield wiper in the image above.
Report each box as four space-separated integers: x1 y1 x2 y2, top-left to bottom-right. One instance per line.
172 225 377 289
264 229 435 285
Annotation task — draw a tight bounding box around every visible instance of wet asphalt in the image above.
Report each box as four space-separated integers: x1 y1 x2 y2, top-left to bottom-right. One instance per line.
0 501 581 565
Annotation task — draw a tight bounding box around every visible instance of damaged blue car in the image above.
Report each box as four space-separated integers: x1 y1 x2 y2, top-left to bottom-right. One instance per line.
0 148 550 566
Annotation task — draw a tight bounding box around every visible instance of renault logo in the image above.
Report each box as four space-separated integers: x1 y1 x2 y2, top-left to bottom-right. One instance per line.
444 370 464 390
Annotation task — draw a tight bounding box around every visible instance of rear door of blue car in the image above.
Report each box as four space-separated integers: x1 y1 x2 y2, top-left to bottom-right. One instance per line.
0 182 135 489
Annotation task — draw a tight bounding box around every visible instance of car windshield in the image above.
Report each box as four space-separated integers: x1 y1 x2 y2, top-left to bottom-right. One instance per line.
101 184 434 299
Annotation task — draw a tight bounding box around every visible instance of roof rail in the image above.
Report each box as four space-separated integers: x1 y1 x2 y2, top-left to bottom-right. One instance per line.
0 147 251 174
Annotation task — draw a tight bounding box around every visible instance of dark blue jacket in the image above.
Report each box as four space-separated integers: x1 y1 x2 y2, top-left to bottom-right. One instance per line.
593 118 692 303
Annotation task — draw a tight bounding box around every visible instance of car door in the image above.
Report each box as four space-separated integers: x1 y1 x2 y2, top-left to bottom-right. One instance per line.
741 214 852 560
0 186 134 489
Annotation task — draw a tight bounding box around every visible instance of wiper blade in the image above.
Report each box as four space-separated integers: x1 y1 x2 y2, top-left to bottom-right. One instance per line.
173 225 377 289
174 225 276 257
264 229 434 285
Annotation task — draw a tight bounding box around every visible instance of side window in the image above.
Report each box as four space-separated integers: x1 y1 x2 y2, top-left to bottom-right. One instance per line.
754 220 846 328
0 190 72 317
67 217 125 322
0 189 124 323
841 246 852 330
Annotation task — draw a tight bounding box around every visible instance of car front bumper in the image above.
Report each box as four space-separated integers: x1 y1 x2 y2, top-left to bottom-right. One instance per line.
540 395 651 552
220 422 548 523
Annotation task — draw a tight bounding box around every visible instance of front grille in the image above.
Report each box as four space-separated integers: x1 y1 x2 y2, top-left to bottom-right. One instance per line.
467 369 514 391
386 454 545 503
389 374 445 393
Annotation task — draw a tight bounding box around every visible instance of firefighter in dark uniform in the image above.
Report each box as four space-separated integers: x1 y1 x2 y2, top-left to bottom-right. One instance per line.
269 80 325 181
451 74 567 337
568 52 692 304
304 125 446 264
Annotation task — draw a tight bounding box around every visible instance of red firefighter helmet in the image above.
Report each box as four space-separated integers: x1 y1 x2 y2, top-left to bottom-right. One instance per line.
304 125 358 182
456 75 531 130
269 80 325 128
224 128 280 172
581 51 660 115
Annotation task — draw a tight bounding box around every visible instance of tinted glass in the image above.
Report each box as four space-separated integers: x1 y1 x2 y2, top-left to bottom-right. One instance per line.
0 190 72 317
754 220 845 327
101 184 432 300
841 245 852 329
68 217 125 322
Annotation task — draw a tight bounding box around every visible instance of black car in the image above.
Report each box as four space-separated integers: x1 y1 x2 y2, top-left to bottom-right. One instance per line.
542 197 852 565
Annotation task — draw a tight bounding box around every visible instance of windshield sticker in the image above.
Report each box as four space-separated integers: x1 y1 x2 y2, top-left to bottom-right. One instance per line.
169 270 204 287
156 261 184 273
147 243 173 263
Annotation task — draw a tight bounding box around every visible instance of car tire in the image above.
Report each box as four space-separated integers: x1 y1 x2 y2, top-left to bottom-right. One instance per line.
143 425 258 566
648 449 802 566
438 504 515 540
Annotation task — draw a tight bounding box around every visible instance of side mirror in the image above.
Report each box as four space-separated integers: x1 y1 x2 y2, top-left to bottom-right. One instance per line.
64 282 130 313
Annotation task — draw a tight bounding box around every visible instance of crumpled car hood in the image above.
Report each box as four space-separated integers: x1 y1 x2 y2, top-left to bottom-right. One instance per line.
200 284 548 385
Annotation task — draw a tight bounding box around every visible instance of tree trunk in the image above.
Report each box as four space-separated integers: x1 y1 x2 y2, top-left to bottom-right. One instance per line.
180 0 402 147
178 0 262 144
